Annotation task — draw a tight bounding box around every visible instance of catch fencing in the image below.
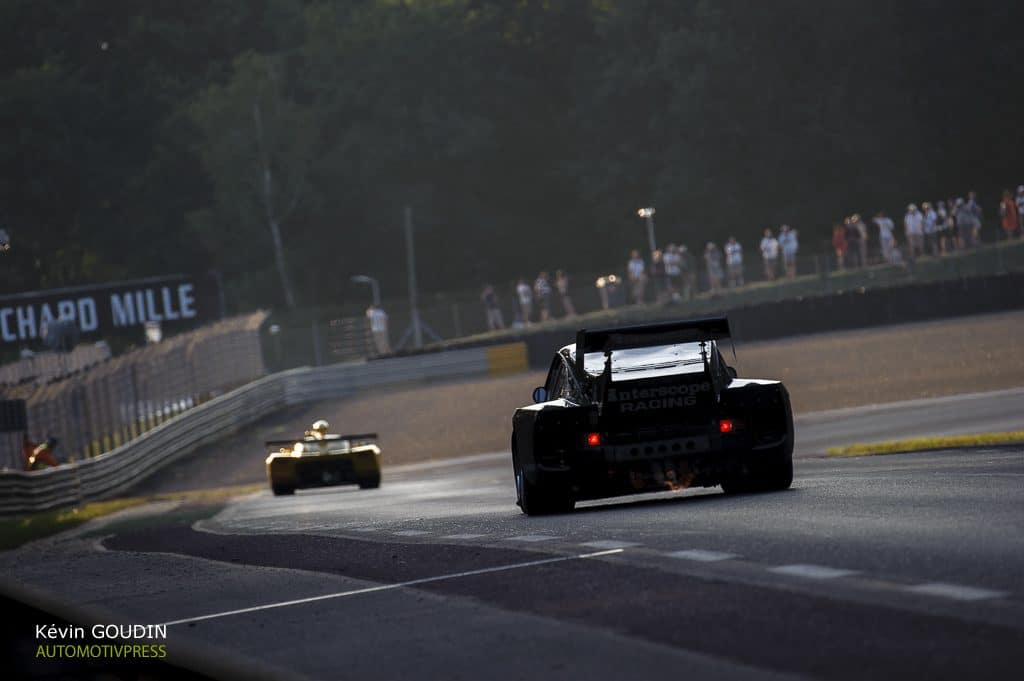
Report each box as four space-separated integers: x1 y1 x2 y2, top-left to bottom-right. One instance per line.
0 343 112 387
0 342 528 514
0 312 267 470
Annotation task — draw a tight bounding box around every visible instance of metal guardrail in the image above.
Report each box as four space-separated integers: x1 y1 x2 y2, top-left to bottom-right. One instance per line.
0 345 522 515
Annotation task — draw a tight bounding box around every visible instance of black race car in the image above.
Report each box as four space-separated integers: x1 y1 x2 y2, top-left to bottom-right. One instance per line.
511 316 793 514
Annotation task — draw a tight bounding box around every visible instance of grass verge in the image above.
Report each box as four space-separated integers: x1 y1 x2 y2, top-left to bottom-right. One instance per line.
0 483 263 552
826 431 1024 457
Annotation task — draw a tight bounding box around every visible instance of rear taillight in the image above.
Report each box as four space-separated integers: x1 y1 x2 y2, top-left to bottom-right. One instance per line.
586 432 602 446
719 419 734 434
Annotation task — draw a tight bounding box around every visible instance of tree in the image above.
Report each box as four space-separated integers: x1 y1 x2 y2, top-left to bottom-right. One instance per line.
188 52 317 308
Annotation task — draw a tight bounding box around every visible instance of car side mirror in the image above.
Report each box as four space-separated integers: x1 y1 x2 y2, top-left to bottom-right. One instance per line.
532 386 548 403
727 366 738 379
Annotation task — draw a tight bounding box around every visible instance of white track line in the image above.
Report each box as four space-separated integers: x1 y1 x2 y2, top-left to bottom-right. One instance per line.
769 564 858 580
505 534 561 543
392 530 430 537
441 534 489 540
580 540 641 550
667 549 738 563
159 549 624 627
906 582 1008 601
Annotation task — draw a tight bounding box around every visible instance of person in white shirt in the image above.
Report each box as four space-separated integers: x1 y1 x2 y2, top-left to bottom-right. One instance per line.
534 271 552 322
778 225 799 278
759 228 779 280
922 202 939 256
724 237 744 288
366 304 391 356
873 210 896 263
663 245 682 301
704 242 723 293
515 279 533 324
851 214 869 266
904 204 924 259
935 201 950 254
627 249 647 304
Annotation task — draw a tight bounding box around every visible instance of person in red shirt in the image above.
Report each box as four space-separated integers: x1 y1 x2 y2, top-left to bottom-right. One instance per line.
23 435 58 470
832 224 848 270
1000 189 1019 240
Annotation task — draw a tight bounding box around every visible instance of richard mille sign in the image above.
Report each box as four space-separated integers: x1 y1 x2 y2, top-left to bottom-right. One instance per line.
0 274 222 344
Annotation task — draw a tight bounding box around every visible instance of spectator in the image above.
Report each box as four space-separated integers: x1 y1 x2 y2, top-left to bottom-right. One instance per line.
663 244 682 301
366 304 391 355
779 224 799 278
515 278 533 323
832 224 847 270
922 202 940 256
679 245 696 300
704 242 724 294
947 197 961 250
480 284 505 331
650 250 669 302
555 270 576 317
627 249 647 304
760 228 779 280
955 198 979 249
904 204 924 259
967 191 984 243
935 200 951 254
23 435 58 470
534 271 552 321
1017 186 1024 232
873 210 896 264
595 274 622 310
724 237 744 287
844 217 862 268
890 239 905 267
852 214 869 266
999 190 1019 240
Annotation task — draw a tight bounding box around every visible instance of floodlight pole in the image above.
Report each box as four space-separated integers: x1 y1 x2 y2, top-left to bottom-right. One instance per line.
638 207 658 259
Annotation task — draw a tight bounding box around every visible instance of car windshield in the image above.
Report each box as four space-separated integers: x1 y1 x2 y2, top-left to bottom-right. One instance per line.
576 342 708 379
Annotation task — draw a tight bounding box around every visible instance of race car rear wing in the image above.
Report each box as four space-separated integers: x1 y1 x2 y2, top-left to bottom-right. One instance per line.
575 316 733 394
575 316 731 358
265 433 379 449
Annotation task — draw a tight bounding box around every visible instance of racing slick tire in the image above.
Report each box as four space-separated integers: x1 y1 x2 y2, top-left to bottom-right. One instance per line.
358 474 381 490
516 469 574 515
271 485 295 496
512 438 574 515
721 454 793 495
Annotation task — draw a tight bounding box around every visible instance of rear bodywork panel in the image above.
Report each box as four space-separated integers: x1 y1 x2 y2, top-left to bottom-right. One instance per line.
512 316 793 503
265 433 381 494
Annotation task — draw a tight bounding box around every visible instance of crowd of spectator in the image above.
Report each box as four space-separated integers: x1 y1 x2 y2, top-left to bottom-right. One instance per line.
479 186 1024 327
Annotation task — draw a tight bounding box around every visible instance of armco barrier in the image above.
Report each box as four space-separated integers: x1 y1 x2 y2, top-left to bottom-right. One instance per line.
0 345 508 515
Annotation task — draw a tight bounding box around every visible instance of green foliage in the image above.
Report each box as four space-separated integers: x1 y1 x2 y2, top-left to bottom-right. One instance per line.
3 0 1023 312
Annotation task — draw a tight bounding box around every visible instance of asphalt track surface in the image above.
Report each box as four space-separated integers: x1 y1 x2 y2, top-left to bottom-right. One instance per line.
3 391 1024 680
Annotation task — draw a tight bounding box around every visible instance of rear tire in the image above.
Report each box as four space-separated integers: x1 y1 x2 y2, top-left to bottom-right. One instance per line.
359 474 381 490
515 466 574 515
271 485 295 496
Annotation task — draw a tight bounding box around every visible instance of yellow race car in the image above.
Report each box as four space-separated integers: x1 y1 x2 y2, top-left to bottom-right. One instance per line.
265 420 381 496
